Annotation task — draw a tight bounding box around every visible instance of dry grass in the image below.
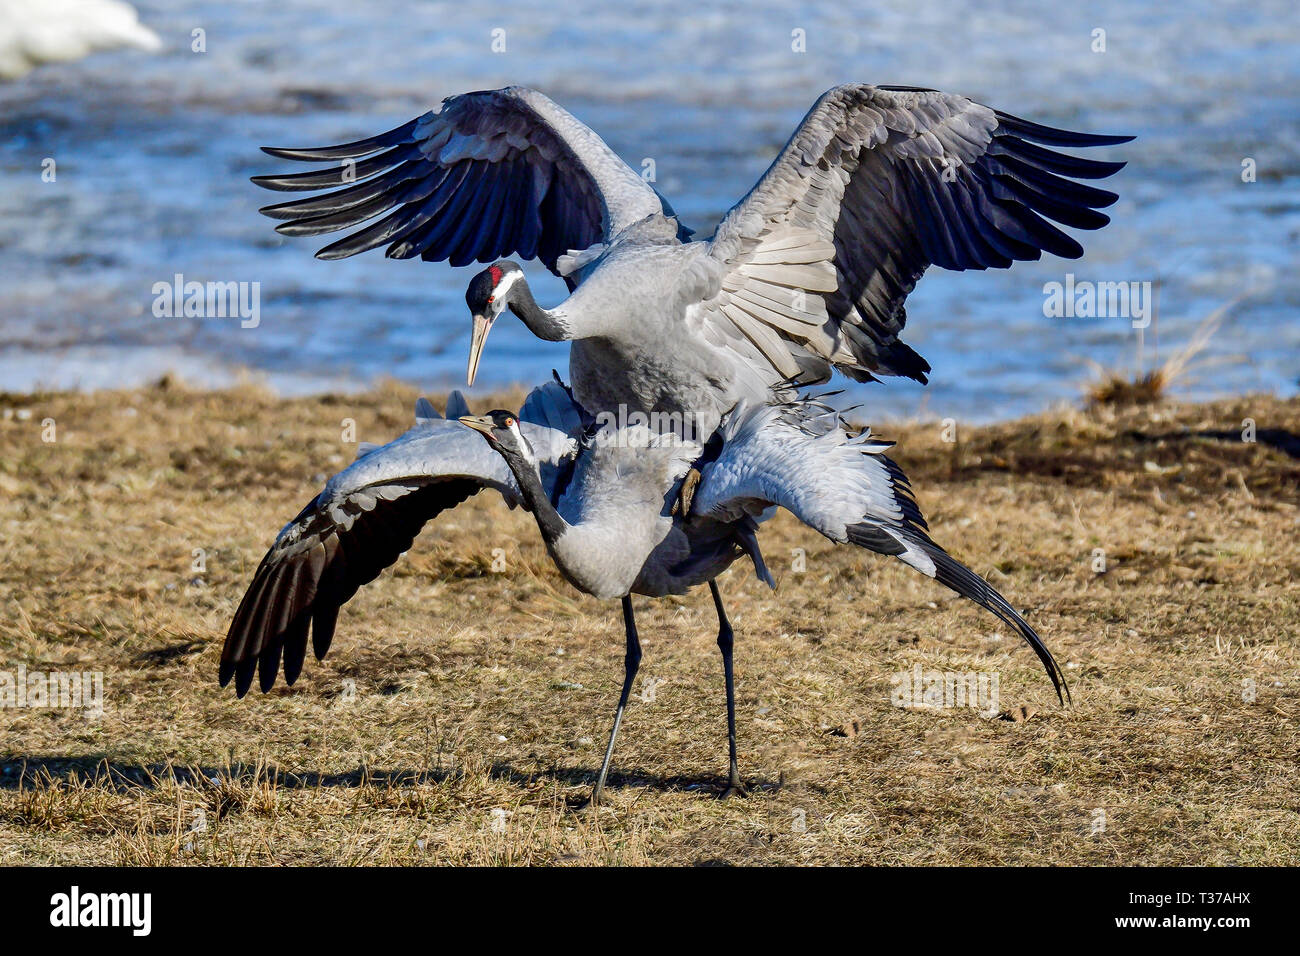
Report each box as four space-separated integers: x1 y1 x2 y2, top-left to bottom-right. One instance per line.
1 378 1298 866
1085 296 1242 409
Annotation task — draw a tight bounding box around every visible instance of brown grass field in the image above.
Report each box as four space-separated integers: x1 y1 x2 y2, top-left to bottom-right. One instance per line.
1 378 1297 866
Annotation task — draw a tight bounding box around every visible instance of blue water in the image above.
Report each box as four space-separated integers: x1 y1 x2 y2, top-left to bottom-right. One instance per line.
1 0 1296 421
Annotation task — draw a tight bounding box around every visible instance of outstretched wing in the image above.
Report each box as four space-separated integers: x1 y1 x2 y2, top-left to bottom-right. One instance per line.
705 84 1132 384
219 383 581 697
252 86 675 275
692 398 1068 702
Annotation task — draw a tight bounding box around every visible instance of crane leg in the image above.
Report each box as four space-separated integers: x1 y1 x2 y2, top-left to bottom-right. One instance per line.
587 595 642 807
710 579 747 798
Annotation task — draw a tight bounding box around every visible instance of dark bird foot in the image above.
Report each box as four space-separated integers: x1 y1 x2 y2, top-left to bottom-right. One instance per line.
672 467 702 517
718 782 748 800
571 792 610 814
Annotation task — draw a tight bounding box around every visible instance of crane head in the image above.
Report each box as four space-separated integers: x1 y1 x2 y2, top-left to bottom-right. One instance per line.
465 261 524 386
459 410 532 463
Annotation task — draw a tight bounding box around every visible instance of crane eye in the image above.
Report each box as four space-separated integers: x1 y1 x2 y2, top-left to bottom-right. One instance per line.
504 417 516 427
487 295 494 304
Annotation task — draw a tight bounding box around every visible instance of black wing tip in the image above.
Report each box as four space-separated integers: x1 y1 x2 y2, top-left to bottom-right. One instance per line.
315 244 358 261
260 145 348 162
250 173 309 191
220 636 311 697
257 118 423 163
884 342 932 384
1035 131 1135 149
258 668 278 695
849 520 1071 703
907 536 1071 705
1077 132 1135 147
995 111 1136 149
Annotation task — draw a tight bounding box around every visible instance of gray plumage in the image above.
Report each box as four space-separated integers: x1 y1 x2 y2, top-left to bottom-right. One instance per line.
255 84 1131 438
218 381 582 697
690 396 1066 697
453 388 1069 801
475 413 771 602
222 381 1067 701
220 381 1068 800
219 379 763 697
232 85 1105 794
465 392 1068 703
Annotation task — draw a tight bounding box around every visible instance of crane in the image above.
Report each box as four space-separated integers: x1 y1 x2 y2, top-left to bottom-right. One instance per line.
253 84 1132 441
219 378 1067 804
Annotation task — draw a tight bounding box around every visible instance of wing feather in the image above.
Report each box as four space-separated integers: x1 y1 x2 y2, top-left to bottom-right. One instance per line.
219 383 582 697
694 398 1068 702
254 87 672 276
707 84 1132 384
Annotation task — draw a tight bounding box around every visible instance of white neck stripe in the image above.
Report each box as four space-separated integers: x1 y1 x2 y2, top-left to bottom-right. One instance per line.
494 270 524 301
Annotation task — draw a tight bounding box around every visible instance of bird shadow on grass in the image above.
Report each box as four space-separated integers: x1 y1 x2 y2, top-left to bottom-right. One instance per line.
936 422 1300 492
0 755 779 800
0 755 456 792
1127 426 1300 460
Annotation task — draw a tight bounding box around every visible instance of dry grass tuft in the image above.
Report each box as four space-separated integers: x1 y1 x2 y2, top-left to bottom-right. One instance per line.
1085 297 1242 409
1 379 1297 865
1086 369 1170 409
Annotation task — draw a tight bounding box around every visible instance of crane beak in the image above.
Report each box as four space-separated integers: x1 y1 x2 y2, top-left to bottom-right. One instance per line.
467 314 492 387
458 414 496 439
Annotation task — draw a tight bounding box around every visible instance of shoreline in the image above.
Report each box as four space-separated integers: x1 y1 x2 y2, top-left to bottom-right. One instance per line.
4 363 1291 428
